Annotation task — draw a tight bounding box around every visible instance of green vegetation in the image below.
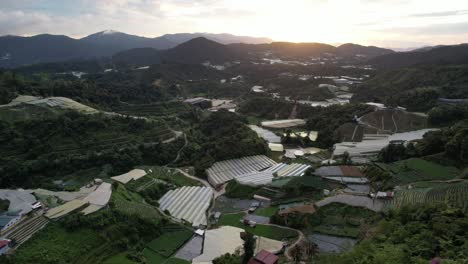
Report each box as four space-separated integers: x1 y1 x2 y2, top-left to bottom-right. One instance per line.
177 110 268 176
353 65 468 111
139 166 202 187
428 103 468 127
7 223 106 264
116 101 191 119
318 204 468 263
146 230 193 257
386 158 460 185
5 184 192 264
388 181 468 211
213 253 243 264
225 181 258 199
300 104 374 148
272 204 380 238
217 213 298 240
0 110 185 188
254 206 278 217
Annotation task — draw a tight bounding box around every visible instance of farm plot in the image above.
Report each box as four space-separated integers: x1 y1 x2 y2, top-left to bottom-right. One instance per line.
386 158 460 185
387 181 468 211
146 230 193 258
316 194 384 212
217 213 298 240
138 166 201 187
116 102 190 119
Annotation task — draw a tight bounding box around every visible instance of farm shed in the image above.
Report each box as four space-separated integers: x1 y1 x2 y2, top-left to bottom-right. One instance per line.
268 143 284 152
192 226 244 264
158 186 213 227
333 129 437 157
0 214 21 232
81 182 112 215
248 249 279 264
249 125 281 143
0 189 37 215
261 119 306 129
315 166 364 177
207 155 277 187
0 239 11 256
45 200 88 219
111 169 147 184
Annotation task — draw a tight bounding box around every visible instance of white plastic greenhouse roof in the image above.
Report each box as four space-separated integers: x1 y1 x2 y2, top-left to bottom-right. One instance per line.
207 155 277 186
266 163 310 177
248 125 281 143
158 186 213 227
235 171 275 186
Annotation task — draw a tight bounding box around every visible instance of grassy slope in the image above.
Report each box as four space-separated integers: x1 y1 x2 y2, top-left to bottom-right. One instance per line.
218 213 297 240
385 158 460 185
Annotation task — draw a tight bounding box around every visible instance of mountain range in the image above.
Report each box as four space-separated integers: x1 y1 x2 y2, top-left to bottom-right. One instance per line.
0 30 272 68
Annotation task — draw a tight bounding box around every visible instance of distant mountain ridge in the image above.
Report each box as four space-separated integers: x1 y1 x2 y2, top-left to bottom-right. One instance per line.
370 44 468 69
1 30 394 67
114 38 394 66
0 30 272 68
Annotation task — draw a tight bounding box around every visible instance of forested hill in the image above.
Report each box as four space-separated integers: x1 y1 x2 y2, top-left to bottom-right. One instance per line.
370 44 468 70
352 65 468 111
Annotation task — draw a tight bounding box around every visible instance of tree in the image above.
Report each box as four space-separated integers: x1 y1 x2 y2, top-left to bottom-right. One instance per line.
342 151 350 165
242 232 256 264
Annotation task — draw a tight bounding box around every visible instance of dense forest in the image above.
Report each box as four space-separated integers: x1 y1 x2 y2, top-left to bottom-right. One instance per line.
176 110 268 176
319 204 468 263
352 65 468 111
0 111 182 188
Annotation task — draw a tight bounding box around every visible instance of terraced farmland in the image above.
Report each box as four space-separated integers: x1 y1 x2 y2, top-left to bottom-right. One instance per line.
387 181 468 211
114 199 161 221
116 102 190 119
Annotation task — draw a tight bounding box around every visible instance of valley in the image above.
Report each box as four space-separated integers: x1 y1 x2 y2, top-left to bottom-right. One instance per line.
0 32 467 264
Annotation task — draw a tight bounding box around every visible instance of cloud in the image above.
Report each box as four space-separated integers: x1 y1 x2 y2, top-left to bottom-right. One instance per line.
409 9 468 18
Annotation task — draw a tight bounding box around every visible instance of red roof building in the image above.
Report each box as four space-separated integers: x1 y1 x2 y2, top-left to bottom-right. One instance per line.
248 250 279 264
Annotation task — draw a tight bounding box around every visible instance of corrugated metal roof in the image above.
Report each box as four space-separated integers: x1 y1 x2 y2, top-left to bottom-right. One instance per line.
276 163 311 177
207 155 277 186
159 187 213 227
248 125 281 143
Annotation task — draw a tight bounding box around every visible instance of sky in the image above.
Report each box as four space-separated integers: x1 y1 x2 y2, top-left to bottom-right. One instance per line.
1 0 468 48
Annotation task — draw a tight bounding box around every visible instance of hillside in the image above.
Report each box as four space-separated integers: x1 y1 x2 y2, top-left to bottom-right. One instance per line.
353 65 468 111
0 34 110 68
370 44 468 69
81 30 176 50
337 43 394 58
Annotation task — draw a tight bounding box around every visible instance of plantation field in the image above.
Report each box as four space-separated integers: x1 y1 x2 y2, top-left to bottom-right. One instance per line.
383 158 460 185
103 253 138 264
112 184 162 222
146 230 193 257
116 101 190 119
218 213 298 240
10 223 107 264
137 166 202 187
387 181 468 211
255 206 279 217
308 204 381 239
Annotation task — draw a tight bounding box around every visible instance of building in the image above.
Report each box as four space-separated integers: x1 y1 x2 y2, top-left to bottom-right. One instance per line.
0 212 22 232
0 239 11 255
183 97 212 109
248 250 279 264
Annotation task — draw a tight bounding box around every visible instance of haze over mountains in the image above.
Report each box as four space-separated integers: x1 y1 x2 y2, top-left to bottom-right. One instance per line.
1 30 467 70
